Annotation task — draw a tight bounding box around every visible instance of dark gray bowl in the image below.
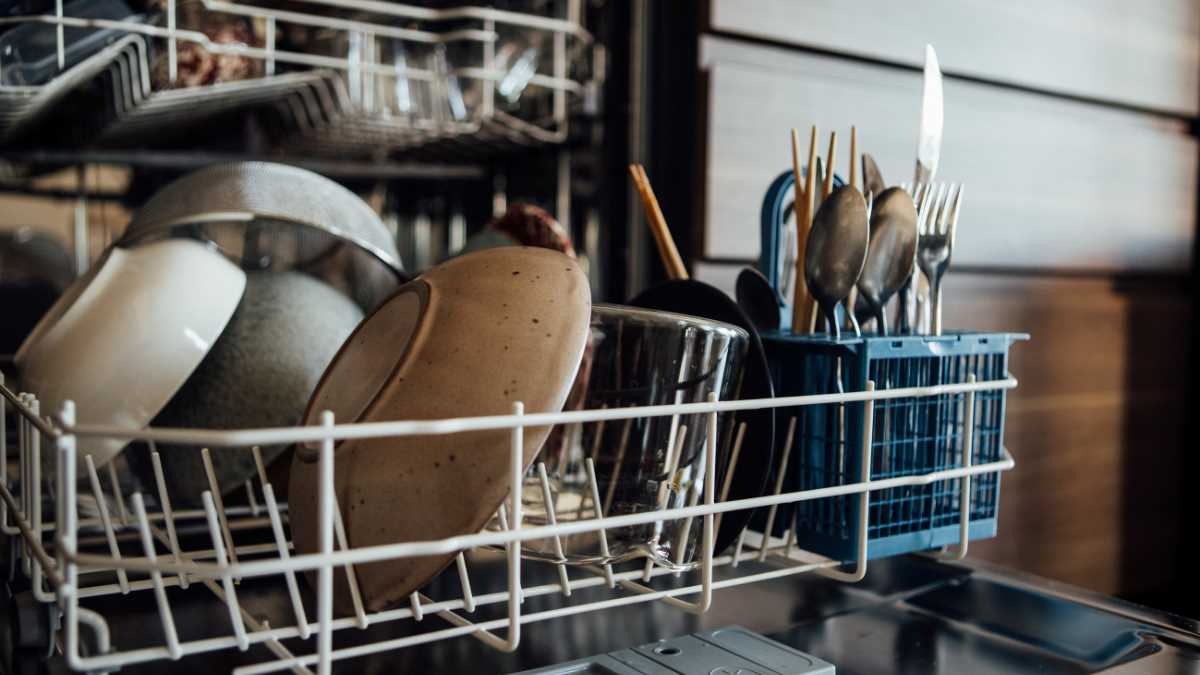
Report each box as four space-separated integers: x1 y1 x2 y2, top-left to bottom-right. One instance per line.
127 270 363 505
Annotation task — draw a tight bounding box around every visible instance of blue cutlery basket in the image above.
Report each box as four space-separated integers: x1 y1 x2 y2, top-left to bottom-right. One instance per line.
760 330 1026 563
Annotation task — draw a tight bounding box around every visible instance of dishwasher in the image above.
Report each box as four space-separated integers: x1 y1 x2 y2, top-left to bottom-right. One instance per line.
0 1 1197 674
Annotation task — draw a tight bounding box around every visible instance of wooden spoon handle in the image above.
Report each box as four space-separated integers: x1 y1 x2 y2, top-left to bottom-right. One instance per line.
629 163 688 281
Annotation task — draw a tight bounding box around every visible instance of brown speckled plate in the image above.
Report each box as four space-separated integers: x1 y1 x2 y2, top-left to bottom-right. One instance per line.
289 247 591 612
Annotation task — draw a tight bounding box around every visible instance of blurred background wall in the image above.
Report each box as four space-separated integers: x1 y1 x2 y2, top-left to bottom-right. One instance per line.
632 0 1200 615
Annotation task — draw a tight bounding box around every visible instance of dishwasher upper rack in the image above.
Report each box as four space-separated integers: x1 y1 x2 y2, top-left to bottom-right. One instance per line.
0 0 593 156
0 373 1017 675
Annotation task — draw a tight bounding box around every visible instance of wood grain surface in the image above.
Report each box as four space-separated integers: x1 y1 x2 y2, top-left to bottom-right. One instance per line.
710 0 1200 116
699 36 1198 272
693 262 1188 596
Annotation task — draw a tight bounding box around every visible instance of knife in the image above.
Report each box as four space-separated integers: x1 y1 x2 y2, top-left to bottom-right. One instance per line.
914 43 943 186
898 44 943 335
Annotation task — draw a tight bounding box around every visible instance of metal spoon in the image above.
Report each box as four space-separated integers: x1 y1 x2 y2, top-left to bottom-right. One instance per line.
736 267 780 333
862 153 886 197
855 186 918 335
803 185 869 340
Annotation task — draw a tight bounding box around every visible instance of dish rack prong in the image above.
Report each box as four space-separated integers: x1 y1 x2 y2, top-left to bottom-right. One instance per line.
0 0 597 155
0 373 1017 673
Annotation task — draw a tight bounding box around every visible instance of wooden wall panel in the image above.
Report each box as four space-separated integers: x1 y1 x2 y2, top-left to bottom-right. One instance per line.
709 0 1200 116
693 261 1188 596
946 273 1187 596
699 36 1198 272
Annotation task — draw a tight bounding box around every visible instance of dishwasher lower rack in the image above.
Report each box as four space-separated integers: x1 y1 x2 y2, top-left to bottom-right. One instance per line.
0 374 1017 674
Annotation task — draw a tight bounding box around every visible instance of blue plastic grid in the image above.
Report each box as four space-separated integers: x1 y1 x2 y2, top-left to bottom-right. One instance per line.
759 330 1026 563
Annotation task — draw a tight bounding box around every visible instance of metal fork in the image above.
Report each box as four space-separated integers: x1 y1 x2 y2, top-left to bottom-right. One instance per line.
913 182 963 336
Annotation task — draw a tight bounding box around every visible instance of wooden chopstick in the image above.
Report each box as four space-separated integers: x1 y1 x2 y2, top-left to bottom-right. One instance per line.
823 131 838 198
629 163 688 281
848 126 858 193
791 126 819 334
790 127 806 212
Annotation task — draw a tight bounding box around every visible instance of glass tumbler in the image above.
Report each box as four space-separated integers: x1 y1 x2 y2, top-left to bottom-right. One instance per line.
497 303 748 570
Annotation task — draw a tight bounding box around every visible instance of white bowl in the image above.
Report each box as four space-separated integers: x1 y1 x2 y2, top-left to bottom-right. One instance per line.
15 239 246 470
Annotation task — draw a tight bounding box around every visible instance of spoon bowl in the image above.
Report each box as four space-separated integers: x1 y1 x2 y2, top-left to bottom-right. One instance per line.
803 185 869 338
736 267 781 333
856 186 918 334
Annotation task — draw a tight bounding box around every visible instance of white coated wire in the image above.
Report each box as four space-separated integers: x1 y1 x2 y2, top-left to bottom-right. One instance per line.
0 375 1017 673
0 0 592 150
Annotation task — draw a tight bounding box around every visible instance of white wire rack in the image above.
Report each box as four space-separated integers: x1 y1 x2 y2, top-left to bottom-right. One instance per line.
0 0 594 155
0 372 1017 674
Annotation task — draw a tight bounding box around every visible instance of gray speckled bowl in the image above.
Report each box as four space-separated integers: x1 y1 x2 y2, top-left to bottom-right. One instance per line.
127 271 364 504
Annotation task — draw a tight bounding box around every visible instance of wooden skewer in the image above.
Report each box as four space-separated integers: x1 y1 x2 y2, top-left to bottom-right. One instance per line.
789 128 807 209
789 128 809 332
848 126 858 193
791 126 819 334
822 130 838 198
844 126 860 330
628 163 688 281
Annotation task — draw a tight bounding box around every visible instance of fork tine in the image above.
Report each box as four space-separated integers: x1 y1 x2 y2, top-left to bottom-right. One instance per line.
933 183 949 234
918 183 936 234
931 183 947 232
947 184 964 246
940 182 960 235
939 183 956 235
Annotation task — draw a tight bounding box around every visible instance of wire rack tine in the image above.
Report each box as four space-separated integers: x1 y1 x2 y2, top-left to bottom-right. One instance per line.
150 450 189 589
84 455 129 594
29 398 42 588
262 483 311 640
17 395 28 564
50 400 62 592
642 425 687 582
105 460 129 526
583 458 615 587
245 480 260 516
815 380 876 583
332 499 369 628
131 493 182 660
671 483 702 575
202 491 249 651
454 553 476 613
535 462 571 596
504 401 524 650
252 446 269 490
759 416 797 562
714 421 747 536
60 401 83 669
409 592 423 621
201 448 239 568
316 411 335 675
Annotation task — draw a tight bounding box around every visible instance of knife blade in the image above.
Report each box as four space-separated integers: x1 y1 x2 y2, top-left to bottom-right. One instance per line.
914 44 943 186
